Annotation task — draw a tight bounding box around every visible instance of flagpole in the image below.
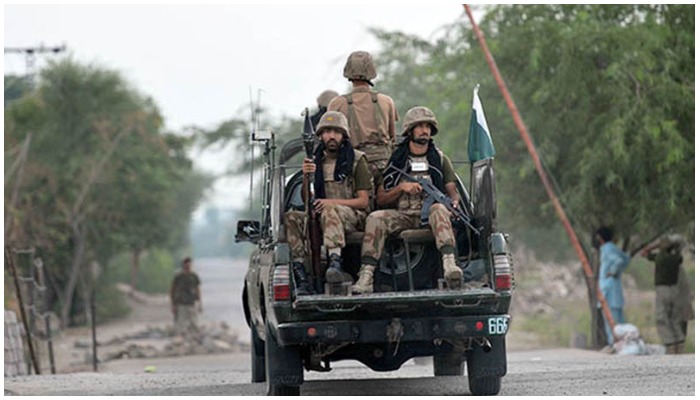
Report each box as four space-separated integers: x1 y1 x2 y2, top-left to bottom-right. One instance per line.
462 4 618 343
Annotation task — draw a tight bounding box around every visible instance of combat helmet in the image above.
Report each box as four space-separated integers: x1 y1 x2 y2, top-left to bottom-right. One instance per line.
316 90 339 108
343 51 377 84
401 106 439 136
315 111 349 137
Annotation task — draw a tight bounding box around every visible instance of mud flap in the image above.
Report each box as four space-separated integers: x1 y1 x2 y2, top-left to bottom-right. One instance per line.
466 336 507 379
265 323 303 393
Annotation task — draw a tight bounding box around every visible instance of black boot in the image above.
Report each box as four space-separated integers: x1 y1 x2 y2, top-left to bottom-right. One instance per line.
291 262 315 295
325 254 353 284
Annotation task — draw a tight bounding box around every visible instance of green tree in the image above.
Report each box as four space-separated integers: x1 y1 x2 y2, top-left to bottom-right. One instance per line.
4 59 210 326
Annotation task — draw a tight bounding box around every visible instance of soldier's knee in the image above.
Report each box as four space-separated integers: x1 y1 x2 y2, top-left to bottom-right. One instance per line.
365 211 388 230
429 203 449 214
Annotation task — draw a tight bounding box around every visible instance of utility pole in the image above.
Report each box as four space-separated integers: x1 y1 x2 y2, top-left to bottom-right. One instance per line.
4 43 67 87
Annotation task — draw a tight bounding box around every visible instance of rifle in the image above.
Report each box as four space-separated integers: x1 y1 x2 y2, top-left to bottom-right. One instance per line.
301 108 323 292
388 164 480 235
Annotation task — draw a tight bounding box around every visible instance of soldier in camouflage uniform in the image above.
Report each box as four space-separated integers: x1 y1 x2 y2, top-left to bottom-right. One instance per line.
641 234 694 354
352 107 464 294
284 111 373 295
328 51 399 191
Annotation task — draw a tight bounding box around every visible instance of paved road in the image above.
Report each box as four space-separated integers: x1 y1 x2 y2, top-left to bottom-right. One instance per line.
5 349 695 395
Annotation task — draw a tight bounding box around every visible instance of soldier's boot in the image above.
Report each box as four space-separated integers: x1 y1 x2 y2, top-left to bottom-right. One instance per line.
325 254 353 284
443 254 464 289
665 344 676 355
352 265 376 294
291 262 315 296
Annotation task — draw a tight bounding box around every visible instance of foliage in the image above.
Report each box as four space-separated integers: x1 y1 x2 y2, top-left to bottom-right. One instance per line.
371 4 694 258
104 249 177 294
4 58 210 325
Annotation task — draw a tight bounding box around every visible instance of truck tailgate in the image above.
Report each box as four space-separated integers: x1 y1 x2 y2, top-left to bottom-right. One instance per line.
291 288 510 321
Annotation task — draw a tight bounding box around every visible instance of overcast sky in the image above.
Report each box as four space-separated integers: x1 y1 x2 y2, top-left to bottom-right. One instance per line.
4 4 478 212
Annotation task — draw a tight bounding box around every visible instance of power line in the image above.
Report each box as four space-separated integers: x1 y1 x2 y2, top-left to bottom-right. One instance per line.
4 43 68 87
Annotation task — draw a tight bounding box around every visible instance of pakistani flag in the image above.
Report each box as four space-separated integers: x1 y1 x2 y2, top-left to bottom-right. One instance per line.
468 85 496 162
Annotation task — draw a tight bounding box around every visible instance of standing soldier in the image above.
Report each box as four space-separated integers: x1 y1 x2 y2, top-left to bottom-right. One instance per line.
170 257 202 338
328 50 399 189
352 107 463 294
310 90 339 130
285 111 373 294
641 234 694 354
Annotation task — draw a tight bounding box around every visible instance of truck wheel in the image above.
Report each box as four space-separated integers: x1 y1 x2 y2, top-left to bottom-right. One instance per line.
265 323 302 396
433 350 465 376
469 376 501 396
251 328 266 383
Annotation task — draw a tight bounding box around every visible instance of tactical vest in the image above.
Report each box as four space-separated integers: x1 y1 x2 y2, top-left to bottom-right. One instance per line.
322 149 368 206
397 154 431 215
344 91 393 165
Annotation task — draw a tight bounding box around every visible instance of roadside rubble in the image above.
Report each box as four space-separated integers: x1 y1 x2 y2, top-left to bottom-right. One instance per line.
75 321 249 363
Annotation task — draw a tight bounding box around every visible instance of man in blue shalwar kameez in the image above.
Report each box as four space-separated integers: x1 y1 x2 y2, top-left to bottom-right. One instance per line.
595 227 631 346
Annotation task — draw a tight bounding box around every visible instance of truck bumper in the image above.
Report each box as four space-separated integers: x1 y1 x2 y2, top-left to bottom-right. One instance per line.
276 314 510 346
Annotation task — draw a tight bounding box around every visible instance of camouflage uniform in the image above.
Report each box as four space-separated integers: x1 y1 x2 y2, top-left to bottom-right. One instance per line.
360 152 458 264
284 149 372 265
285 204 365 263
328 51 399 188
353 106 463 294
361 204 455 262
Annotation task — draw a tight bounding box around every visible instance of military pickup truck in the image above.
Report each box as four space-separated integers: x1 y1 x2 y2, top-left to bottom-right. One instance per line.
236 132 514 396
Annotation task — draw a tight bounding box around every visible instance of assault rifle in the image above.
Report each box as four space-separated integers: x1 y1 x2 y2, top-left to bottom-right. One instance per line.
301 108 323 292
388 164 480 235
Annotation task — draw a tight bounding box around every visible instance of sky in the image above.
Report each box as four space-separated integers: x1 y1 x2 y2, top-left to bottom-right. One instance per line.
4 3 480 213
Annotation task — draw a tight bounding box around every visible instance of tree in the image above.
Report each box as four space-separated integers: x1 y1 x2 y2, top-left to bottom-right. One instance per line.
4 59 210 326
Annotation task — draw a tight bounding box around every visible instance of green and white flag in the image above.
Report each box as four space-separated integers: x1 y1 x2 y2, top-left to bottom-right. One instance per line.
468 85 496 162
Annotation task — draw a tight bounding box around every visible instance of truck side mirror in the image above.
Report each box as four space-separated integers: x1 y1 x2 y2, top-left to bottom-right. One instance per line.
236 220 261 243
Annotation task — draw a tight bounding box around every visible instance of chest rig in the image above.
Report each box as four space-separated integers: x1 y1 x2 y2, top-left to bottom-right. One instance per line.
397 155 431 215
321 149 365 201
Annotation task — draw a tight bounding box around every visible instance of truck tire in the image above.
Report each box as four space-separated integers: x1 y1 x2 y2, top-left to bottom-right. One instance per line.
251 328 266 383
466 336 506 396
469 376 501 396
433 350 465 376
265 323 302 396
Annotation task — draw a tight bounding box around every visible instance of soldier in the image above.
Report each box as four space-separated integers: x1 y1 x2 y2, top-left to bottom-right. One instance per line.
328 50 399 188
170 257 202 338
352 107 463 294
284 111 373 294
641 234 693 354
310 90 339 130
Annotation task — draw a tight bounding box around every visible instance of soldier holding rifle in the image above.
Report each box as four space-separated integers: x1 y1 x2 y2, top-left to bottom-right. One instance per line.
284 111 373 295
353 107 464 294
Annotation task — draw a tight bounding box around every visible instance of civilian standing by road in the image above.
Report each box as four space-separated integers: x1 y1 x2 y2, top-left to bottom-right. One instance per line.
641 234 694 354
170 257 202 338
594 227 631 348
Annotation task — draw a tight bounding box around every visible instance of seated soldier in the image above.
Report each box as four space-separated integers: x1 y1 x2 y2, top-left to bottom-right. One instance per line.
284 111 373 295
352 106 463 294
